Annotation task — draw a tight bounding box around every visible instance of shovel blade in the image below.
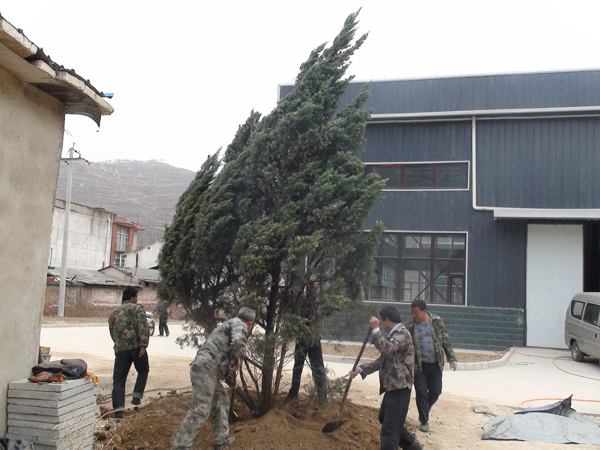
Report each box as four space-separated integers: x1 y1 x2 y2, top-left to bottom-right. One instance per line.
322 418 347 433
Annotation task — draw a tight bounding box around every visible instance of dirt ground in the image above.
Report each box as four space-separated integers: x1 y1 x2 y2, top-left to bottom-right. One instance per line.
42 319 598 449
89 343 514 450
94 389 600 450
95 392 383 450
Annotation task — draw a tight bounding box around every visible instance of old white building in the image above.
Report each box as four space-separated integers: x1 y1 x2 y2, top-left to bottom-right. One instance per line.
123 240 162 269
49 199 116 270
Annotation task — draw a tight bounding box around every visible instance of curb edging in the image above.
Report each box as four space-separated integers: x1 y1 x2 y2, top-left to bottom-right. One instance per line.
323 347 515 371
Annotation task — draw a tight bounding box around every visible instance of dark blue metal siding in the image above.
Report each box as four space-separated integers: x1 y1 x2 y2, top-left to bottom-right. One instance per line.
364 122 472 162
279 72 599 313
365 191 473 232
477 118 600 208
280 70 600 114
362 120 527 310
358 71 600 113
467 214 527 309
363 192 526 310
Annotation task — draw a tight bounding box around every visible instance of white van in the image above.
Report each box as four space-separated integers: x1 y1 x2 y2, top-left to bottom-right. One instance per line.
564 292 600 362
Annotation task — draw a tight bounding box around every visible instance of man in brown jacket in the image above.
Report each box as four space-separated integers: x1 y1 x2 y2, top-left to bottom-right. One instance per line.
350 306 424 450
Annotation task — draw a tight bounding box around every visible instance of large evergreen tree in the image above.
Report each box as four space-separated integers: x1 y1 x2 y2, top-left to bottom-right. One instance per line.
158 10 385 414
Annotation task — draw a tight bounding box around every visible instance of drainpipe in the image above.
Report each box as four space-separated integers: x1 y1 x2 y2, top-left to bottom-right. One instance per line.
105 216 112 267
471 116 494 212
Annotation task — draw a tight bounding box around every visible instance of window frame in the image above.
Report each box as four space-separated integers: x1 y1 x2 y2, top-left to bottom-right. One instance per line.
114 253 126 267
363 160 470 191
571 301 585 319
366 231 468 305
583 303 600 326
116 227 129 252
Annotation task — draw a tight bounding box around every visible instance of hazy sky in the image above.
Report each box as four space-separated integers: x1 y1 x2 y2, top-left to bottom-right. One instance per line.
4 1 600 172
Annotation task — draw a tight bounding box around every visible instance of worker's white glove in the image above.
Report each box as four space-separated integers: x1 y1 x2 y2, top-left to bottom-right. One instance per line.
450 361 458 371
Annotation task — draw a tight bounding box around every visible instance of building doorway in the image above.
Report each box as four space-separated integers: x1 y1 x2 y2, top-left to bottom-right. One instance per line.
526 224 583 348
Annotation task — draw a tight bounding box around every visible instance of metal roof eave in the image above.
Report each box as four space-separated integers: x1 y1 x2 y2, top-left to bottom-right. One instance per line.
493 208 600 220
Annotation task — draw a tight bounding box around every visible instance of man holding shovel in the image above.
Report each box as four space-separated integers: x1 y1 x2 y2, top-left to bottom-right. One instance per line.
170 307 255 450
350 306 424 450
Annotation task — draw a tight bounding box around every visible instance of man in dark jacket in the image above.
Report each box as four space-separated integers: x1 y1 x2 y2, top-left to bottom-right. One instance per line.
350 306 424 450
404 299 457 432
285 282 327 405
108 286 149 418
159 309 170 336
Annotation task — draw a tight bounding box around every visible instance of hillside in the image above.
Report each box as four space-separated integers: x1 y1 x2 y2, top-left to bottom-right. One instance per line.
55 160 197 247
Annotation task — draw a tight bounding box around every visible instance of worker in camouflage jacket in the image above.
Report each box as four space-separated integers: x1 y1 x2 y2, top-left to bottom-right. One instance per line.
350 306 423 450
108 286 149 418
404 299 457 432
171 307 256 450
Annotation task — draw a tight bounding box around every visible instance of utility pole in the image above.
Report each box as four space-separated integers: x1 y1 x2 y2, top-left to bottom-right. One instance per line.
58 145 76 317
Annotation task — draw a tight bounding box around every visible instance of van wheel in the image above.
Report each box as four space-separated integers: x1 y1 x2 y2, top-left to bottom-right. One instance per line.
571 341 584 362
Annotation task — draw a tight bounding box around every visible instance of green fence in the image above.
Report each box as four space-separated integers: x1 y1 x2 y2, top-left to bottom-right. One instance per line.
323 303 525 351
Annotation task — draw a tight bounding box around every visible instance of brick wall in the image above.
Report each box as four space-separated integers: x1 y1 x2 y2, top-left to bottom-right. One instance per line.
44 284 158 317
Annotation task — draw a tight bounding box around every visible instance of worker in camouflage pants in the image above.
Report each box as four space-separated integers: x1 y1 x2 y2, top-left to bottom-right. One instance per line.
171 307 255 450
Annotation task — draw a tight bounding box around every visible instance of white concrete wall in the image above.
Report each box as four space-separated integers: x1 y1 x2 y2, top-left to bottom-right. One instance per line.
0 66 65 433
49 200 115 270
124 241 161 269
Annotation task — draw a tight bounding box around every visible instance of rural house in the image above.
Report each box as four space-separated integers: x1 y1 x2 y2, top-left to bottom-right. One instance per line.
50 199 146 270
49 199 117 270
0 14 113 433
111 216 145 267
45 268 139 317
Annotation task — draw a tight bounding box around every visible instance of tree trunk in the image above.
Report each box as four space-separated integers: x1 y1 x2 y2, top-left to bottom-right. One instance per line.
258 270 281 415
273 341 288 398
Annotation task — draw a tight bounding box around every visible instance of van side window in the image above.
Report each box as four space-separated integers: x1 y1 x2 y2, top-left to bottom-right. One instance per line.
582 303 600 326
571 301 585 319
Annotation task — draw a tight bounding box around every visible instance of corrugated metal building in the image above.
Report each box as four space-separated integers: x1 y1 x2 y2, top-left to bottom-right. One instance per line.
280 69 600 350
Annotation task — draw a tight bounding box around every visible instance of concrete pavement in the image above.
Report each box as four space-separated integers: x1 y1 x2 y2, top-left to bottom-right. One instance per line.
323 346 600 416
441 347 600 416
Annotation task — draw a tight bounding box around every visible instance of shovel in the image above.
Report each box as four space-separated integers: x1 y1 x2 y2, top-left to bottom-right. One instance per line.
228 363 239 421
322 327 373 433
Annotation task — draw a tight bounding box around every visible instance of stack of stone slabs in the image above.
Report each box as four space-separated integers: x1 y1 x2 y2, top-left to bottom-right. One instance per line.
6 378 96 450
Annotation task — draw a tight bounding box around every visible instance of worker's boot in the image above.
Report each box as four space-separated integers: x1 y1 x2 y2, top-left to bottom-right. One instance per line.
214 436 235 450
408 439 424 450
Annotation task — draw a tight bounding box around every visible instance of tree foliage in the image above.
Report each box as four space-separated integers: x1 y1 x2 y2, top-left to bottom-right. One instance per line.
158 10 384 415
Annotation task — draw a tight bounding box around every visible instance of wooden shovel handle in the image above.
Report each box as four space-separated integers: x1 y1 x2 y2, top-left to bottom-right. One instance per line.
228 371 237 421
338 327 373 414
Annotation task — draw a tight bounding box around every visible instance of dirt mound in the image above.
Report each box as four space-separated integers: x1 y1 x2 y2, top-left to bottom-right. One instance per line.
94 393 414 449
